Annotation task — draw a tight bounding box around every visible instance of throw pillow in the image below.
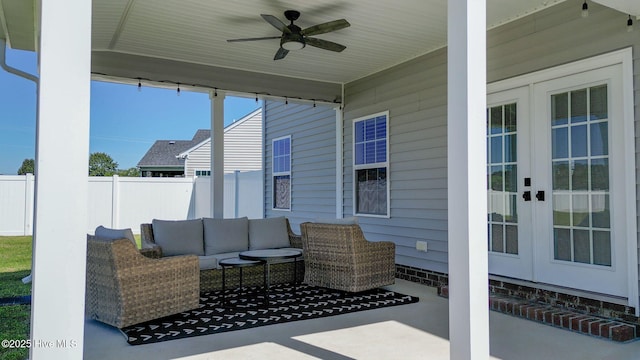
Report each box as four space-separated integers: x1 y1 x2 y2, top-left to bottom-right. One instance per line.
152 219 204 256
95 226 136 246
248 217 290 250
203 217 249 255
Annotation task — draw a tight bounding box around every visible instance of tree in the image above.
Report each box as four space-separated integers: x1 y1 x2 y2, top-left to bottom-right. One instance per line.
89 152 118 176
17 159 35 175
117 167 141 177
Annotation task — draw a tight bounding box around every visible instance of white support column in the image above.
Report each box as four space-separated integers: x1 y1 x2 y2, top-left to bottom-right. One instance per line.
335 106 343 219
447 0 489 359
31 0 92 358
210 91 225 218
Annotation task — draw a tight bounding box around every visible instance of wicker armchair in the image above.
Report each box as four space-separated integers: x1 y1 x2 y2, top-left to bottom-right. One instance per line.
86 236 200 328
300 222 396 292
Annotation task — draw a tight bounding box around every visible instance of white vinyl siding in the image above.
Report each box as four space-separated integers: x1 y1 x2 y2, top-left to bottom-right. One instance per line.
184 108 262 177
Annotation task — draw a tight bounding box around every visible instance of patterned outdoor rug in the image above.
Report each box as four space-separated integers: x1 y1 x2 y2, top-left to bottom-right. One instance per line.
121 283 419 345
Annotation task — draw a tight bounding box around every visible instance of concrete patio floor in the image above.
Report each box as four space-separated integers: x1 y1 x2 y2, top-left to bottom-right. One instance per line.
83 279 640 359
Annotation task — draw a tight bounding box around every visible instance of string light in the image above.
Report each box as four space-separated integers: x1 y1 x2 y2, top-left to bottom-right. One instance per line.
137 78 142 92
627 15 634 32
581 1 588 18
313 100 316 108
285 97 288 106
214 88 218 97
177 83 181 96
255 93 259 103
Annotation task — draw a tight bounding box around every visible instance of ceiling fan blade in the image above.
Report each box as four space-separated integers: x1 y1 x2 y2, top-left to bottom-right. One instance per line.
305 37 346 52
227 36 282 43
274 47 289 60
261 14 291 34
302 19 350 36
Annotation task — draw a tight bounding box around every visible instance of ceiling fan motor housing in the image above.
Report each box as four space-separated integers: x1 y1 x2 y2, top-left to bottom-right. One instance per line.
281 24 305 50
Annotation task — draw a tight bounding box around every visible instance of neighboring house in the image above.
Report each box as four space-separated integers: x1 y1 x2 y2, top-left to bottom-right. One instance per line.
138 108 262 177
178 108 262 177
264 1 640 320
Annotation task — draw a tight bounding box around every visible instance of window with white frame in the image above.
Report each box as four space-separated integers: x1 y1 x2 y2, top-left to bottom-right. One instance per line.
272 136 291 210
353 111 389 217
195 169 211 177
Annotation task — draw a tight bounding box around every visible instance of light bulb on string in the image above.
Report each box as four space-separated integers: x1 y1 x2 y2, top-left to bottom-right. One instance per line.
137 79 142 92
177 83 181 96
582 1 588 18
627 15 634 32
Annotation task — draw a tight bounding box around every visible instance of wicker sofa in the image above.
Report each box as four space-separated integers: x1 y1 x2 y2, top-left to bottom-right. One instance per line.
85 236 200 328
140 217 304 292
300 222 396 292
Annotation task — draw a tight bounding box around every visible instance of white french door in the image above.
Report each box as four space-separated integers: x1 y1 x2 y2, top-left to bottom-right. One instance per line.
487 87 533 281
487 54 634 299
532 65 627 297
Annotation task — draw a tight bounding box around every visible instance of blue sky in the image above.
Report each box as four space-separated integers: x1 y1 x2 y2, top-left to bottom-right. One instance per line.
0 48 261 175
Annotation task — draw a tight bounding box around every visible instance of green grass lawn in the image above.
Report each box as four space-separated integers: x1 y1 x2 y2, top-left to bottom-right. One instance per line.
0 236 32 360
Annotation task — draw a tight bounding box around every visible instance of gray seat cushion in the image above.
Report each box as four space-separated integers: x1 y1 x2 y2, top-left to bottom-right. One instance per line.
248 217 290 250
203 217 249 255
152 219 204 256
198 252 242 270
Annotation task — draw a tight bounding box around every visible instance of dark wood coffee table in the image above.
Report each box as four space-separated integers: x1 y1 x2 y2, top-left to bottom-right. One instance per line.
239 249 303 303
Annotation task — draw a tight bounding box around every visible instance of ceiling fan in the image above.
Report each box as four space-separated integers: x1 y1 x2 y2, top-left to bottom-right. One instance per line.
227 10 350 60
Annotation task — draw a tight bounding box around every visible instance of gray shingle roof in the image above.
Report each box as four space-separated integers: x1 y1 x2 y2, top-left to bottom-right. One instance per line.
137 130 211 168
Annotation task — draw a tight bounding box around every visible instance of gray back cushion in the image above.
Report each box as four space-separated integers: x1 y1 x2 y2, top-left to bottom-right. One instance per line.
203 217 249 255
95 226 136 246
249 217 290 250
152 219 204 256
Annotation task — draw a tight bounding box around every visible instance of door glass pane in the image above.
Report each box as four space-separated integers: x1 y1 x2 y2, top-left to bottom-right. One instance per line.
571 160 589 191
552 161 570 190
591 158 609 190
551 85 611 267
487 102 518 255
492 224 504 253
571 125 588 157
553 194 571 226
505 225 518 254
505 103 517 132
573 229 591 264
490 107 502 134
570 89 588 123
593 231 611 266
590 85 608 120
554 228 571 261
591 194 610 228
552 93 568 126
590 122 608 156
552 127 568 159
491 137 502 163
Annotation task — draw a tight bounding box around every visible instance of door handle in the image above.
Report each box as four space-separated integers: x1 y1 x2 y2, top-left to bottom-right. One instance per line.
535 191 545 201
522 191 531 201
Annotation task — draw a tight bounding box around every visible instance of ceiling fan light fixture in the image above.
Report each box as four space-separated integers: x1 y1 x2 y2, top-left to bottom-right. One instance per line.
281 36 305 50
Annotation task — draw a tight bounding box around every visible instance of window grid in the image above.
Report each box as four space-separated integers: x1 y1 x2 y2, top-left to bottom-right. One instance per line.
272 136 291 210
353 112 389 217
551 85 611 266
487 103 518 255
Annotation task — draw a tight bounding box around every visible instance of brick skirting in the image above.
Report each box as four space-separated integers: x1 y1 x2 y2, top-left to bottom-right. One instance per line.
396 264 639 342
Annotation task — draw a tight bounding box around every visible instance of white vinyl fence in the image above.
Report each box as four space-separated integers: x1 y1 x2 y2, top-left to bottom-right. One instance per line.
0 171 263 236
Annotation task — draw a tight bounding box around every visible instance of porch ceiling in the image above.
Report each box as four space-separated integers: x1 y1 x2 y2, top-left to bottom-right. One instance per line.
7 0 640 101
91 0 569 85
